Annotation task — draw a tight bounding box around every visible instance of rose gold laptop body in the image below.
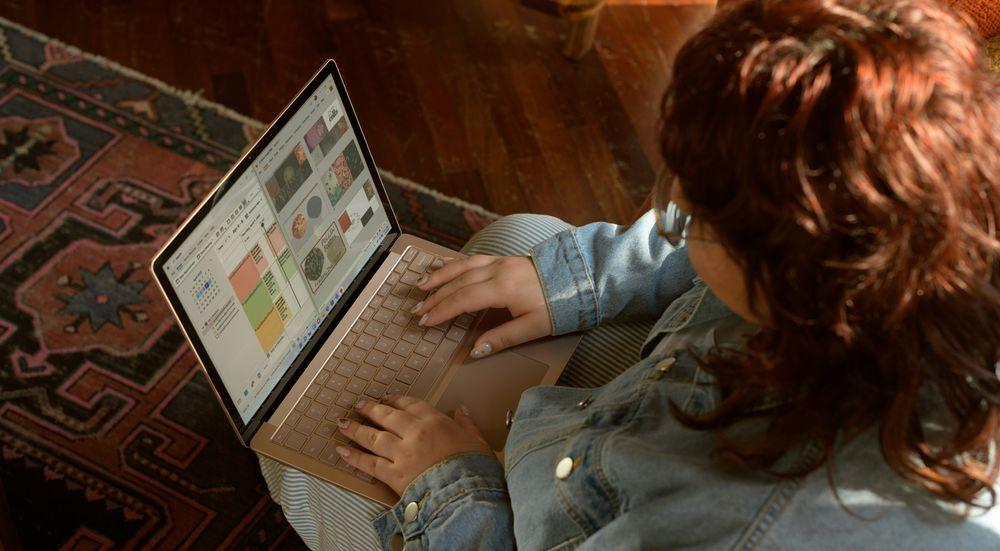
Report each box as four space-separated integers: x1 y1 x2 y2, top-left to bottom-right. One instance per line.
150 60 580 506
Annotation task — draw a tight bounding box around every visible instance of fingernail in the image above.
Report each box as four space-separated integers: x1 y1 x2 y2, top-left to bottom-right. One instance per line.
355 398 368 409
418 314 428 326
409 301 423 314
470 342 493 359
416 275 428 286
442 257 455 263
336 417 350 429
335 446 350 458
459 403 471 416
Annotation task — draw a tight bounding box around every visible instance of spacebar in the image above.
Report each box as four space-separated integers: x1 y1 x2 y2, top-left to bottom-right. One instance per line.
410 338 462 398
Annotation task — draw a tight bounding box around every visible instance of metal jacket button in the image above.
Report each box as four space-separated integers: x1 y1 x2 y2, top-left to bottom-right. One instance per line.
555 456 575 480
577 396 592 408
505 409 514 429
403 501 419 523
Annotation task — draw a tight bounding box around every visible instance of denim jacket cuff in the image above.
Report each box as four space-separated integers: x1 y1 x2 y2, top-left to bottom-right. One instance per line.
530 229 600 335
372 452 508 549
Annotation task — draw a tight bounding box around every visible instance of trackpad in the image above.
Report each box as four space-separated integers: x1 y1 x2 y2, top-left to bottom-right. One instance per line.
435 351 548 451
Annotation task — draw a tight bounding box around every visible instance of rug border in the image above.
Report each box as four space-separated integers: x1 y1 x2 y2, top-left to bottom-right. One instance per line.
0 15 501 221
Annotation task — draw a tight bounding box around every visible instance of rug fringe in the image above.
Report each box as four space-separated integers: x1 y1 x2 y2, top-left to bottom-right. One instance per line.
0 16 267 131
376 169 499 220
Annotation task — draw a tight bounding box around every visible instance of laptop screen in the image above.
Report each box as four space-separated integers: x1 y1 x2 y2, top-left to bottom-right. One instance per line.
160 73 392 424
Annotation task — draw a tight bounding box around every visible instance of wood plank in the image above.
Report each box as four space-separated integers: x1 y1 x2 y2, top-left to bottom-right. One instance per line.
0 0 713 225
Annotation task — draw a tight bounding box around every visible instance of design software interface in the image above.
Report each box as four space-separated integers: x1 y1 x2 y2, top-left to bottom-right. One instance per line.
164 75 392 423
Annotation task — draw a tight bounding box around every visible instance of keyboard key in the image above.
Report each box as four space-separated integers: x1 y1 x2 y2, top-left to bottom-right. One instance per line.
347 379 366 395
336 392 358 409
365 382 387 399
414 340 435 357
446 325 467 342
392 311 411 326
336 361 358 377
373 308 394 324
401 298 418 312
375 337 394 353
326 374 347 393
342 333 357 346
304 385 319 398
401 327 422 344
374 368 395 385
351 320 365 334
364 321 385 338
423 328 444 344
360 307 374 320
384 354 405 371
333 346 347 359
387 273 400 286
307 403 327 420
414 252 433 271
405 355 426 370
295 399 310 413
393 261 406 274
383 323 404 340
383 295 403 310
285 431 307 451
403 248 417 261
397 367 419 385
391 284 409 298
272 425 291 444
400 270 422 286
454 313 474 328
316 422 337 438
393 341 415 357
426 335 462 374
431 257 445 269
387 381 410 395
320 441 341 465
316 388 336 406
335 458 355 474
377 286 390 297
356 362 377 380
286 411 302 427
356 334 375 350
303 436 326 458
314 370 330 385
408 287 427 301
325 406 347 422
365 351 387 369
297 416 318 434
346 348 366 364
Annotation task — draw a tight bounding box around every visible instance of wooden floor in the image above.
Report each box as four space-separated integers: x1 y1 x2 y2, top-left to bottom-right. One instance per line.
0 0 715 225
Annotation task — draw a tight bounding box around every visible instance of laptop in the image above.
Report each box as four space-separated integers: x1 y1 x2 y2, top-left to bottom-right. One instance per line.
150 60 580 506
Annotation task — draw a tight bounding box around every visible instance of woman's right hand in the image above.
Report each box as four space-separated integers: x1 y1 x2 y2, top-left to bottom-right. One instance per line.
411 255 552 358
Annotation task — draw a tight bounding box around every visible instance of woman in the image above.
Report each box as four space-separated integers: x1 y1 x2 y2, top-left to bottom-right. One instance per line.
288 0 1000 547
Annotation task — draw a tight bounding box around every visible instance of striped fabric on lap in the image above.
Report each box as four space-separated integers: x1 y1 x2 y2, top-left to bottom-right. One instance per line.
259 214 654 550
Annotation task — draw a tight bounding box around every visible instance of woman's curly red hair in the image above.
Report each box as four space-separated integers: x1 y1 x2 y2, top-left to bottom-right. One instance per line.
658 0 1000 508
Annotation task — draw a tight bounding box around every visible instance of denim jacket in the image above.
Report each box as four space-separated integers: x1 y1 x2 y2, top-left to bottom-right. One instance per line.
373 212 1000 550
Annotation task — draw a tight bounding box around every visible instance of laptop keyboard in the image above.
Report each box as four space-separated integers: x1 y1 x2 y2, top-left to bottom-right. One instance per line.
269 247 474 481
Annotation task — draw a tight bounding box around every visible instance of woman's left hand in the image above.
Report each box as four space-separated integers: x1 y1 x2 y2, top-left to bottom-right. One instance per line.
334 395 493 496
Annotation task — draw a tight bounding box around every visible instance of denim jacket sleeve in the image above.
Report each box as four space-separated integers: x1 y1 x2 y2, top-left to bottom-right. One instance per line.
372 453 514 550
529 210 697 334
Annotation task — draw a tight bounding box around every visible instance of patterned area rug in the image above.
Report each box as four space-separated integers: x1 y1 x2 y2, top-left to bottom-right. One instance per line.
0 17 497 550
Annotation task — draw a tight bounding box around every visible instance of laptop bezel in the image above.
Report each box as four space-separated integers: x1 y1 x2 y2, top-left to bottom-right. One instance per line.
150 59 401 445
